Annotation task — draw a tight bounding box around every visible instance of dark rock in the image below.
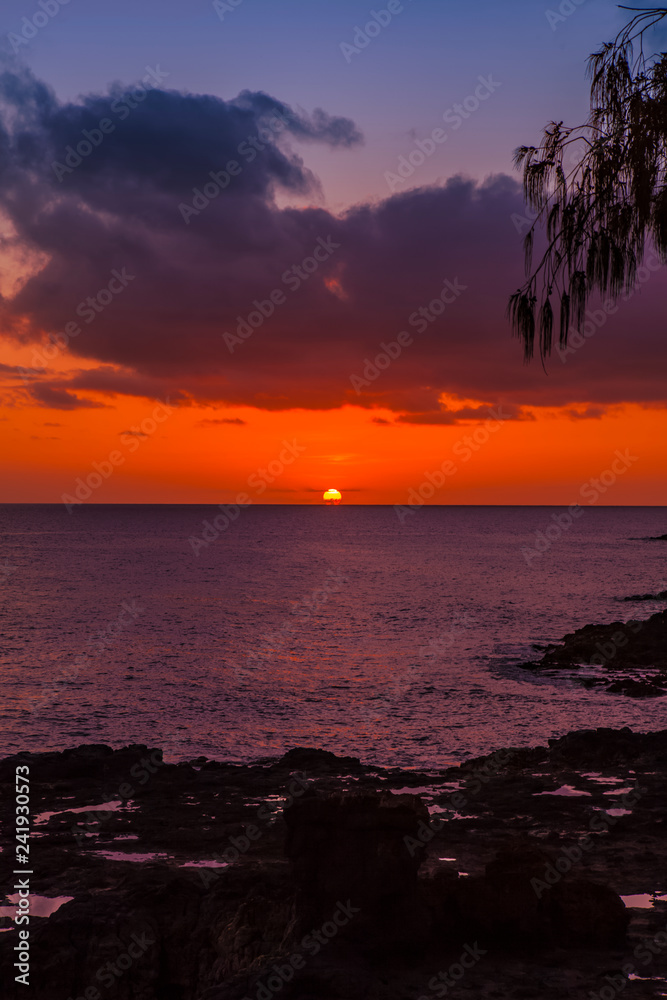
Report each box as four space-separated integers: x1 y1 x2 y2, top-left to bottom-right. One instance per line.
606 678 666 697
284 790 431 951
622 590 667 601
547 878 628 948
452 845 628 950
1 863 299 1000
1 731 665 998
0 743 163 785
274 747 363 774
207 875 298 982
518 610 667 691
545 727 636 765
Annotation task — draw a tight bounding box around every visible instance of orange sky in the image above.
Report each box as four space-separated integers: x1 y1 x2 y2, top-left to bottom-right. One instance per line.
1 25 665 508
1 356 664 505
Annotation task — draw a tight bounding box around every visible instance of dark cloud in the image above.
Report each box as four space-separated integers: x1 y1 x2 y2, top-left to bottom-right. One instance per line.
28 384 108 410
395 405 534 425
0 66 665 417
565 406 608 421
197 417 247 426
65 367 186 404
0 363 37 382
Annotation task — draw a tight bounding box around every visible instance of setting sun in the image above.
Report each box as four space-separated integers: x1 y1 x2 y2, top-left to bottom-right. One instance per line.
323 488 342 504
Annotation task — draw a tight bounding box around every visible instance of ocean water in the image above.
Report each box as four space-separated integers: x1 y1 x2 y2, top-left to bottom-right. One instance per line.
1 504 665 768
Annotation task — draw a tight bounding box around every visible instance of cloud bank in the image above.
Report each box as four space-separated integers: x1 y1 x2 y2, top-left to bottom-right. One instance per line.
0 65 665 420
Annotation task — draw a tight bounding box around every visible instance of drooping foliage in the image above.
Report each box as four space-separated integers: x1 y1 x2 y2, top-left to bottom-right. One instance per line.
509 7 667 360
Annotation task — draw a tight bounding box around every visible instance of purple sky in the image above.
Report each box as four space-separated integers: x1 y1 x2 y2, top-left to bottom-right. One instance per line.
1 0 629 207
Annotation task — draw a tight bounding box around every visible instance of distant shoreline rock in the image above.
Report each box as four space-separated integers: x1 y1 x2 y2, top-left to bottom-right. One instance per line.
519 609 667 697
621 590 667 601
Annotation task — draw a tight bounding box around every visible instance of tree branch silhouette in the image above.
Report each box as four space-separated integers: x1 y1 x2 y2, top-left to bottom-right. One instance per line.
508 6 667 361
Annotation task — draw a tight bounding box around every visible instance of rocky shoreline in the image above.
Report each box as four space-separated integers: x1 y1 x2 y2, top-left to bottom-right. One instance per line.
1 729 666 999
520 608 667 698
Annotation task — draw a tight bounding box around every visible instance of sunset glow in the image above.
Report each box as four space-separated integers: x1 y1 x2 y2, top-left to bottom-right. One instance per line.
0 0 664 506
3 5 667 996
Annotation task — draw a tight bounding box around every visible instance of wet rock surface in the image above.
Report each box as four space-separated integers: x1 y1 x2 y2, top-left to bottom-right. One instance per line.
0 729 665 998
519 609 667 697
